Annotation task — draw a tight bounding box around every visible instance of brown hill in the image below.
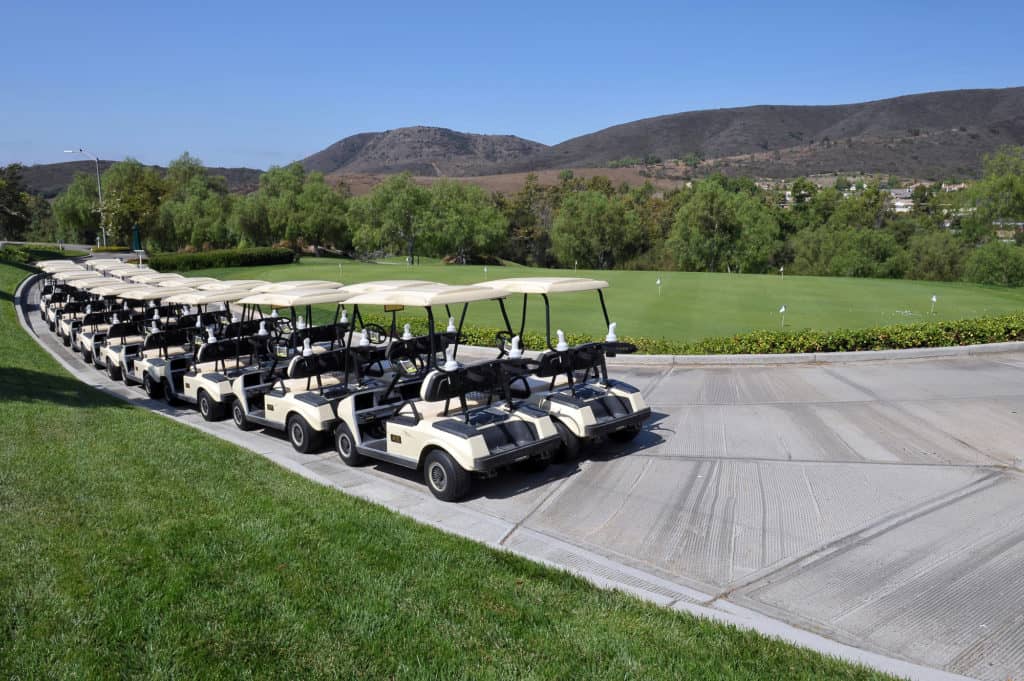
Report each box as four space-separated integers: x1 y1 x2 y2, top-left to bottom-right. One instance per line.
308 87 1024 181
518 87 1024 179
21 161 263 198
301 126 548 176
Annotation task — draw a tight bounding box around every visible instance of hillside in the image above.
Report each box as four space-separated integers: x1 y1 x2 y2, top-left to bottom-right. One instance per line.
301 126 548 176
21 161 263 198
520 87 1024 179
308 87 1024 181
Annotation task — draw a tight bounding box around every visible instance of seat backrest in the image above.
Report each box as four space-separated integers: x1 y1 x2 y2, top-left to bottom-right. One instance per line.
535 350 571 378
287 348 347 379
195 338 241 365
221 319 262 339
106 322 138 342
571 342 605 372
420 369 465 402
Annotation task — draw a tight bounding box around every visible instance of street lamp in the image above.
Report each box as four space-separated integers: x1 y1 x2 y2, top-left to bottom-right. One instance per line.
63 148 106 246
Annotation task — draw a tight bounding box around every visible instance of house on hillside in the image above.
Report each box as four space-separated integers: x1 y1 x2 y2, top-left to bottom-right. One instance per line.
888 188 914 213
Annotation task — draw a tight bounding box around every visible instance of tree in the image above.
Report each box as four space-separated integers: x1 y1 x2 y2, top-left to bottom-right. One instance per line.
230 194 269 247
100 159 165 245
53 172 100 244
904 230 965 281
422 180 506 262
292 173 349 250
961 146 1024 244
550 191 634 269
963 240 1024 286
150 153 234 250
668 181 740 272
350 173 429 260
791 227 904 278
729 192 781 273
0 164 31 240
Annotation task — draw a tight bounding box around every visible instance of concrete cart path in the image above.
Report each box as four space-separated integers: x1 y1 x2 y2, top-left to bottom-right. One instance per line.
19 274 1024 681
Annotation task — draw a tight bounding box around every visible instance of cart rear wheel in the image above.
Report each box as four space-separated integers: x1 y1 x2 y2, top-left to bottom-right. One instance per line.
552 419 582 461
287 414 322 453
198 390 225 421
423 448 471 502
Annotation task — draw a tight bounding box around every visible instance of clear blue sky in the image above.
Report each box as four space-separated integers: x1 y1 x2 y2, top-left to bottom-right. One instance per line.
2 0 1021 170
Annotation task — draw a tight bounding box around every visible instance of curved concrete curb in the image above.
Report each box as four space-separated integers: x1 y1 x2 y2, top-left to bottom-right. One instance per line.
14 272 978 681
606 340 1024 367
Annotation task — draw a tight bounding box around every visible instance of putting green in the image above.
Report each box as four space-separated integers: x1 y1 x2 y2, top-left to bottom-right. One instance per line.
191 258 1024 343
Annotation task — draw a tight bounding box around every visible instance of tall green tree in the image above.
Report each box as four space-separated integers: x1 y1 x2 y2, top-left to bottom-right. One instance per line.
0 164 31 240
668 181 740 272
422 180 506 262
350 173 430 260
961 146 1024 244
550 190 636 269
53 172 100 244
151 152 233 250
100 159 165 245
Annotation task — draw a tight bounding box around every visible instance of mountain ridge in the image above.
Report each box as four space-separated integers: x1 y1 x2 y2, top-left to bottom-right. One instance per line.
305 86 1024 180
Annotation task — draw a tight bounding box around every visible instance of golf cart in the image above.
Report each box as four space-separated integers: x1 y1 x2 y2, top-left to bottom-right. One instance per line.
93 285 196 379
122 287 256 409
332 284 562 501
479 277 651 456
228 286 367 447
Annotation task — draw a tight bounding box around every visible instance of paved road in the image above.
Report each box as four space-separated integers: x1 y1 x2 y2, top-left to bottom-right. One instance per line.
19 275 1024 681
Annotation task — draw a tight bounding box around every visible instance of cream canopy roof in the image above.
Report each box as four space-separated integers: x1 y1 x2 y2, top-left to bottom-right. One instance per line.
345 284 506 308
477 277 609 294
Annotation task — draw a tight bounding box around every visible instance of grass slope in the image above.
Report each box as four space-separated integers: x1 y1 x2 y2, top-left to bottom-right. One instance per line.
0 254 894 678
191 257 1024 344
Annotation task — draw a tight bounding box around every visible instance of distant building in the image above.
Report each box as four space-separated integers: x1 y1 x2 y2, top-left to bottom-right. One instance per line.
888 188 914 213
942 182 968 192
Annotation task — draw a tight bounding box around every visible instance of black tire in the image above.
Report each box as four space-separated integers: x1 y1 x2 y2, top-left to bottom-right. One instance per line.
62 332 71 347
608 423 643 443
423 448 471 502
334 421 366 466
82 347 92 364
287 413 322 453
232 400 257 431
162 379 181 405
142 373 160 399
106 360 121 382
552 419 582 461
197 390 225 421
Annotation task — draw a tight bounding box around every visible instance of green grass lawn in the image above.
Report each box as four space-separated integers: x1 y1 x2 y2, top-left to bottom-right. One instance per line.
191 257 1024 343
0 253 893 678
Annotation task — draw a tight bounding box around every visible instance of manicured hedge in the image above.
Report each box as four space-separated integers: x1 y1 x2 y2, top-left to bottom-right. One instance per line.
91 245 131 253
361 312 1024 356
149 247 297 272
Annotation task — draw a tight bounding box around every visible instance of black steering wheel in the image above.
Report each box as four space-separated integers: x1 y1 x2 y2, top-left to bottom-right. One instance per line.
359 323 389 345
495 330 515 358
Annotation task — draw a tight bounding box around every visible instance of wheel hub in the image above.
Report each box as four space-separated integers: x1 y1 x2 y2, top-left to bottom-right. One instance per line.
429 463 447 491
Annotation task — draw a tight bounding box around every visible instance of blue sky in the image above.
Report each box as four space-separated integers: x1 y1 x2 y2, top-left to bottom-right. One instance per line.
2 0 1022 169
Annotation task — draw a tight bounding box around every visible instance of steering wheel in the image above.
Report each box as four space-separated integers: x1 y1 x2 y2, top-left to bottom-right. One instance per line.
360 323 389 345
494 331 514 358
387 338 426 374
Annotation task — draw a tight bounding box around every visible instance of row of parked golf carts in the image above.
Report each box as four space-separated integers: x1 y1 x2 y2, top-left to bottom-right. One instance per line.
35 257 650 501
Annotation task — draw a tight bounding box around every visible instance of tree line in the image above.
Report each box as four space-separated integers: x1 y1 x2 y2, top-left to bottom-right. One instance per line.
3 146 1024 285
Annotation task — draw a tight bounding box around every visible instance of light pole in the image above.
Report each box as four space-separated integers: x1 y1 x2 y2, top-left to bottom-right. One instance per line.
64 148 106 246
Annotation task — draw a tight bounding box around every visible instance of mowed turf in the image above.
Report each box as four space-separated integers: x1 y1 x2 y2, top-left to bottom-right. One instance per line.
192 257 1024 343
0 255 894 678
